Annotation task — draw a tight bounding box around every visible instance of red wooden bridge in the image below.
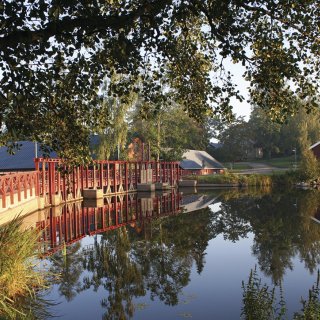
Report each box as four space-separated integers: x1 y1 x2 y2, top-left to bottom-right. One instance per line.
0 158 180 218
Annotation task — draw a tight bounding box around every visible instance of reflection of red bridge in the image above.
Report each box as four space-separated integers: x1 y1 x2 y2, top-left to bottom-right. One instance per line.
37 190 181 256
0 158 180 221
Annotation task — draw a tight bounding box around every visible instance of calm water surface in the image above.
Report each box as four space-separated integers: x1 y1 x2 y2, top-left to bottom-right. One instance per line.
36 188 320 319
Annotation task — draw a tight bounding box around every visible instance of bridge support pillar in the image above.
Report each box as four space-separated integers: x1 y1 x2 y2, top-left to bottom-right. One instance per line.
137 183 155 192
155 182 171 190
82 188 104 199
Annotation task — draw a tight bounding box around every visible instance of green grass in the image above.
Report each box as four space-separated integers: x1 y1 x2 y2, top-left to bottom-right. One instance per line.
254 156 300 168
183 169 301 187
222 163 253 171
184 172 273 186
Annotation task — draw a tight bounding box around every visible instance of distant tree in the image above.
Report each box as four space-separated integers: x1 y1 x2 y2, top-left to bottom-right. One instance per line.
216 101 320 162
217 118 253 162
94 77 137 160
248 107 281 159
279 107 320 156
128 101 214 161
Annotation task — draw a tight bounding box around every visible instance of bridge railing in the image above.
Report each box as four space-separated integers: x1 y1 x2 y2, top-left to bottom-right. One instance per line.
34 158 180 206
0 159 181 212
0 171 39 210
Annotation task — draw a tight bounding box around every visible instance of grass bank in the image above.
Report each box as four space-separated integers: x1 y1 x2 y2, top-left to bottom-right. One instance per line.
184 170 299 187
0 218 51 319
222 162 253 171
184 172 273 186
254 156 299 169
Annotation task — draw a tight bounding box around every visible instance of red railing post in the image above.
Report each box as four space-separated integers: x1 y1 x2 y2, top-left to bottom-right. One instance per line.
72 167 76 199
9 177 14 205
80 165 84 192
125 162 128 191
1 178 6 208
100 162 103 190
107 162 110 189
77 166 80 198
62 164 66 201
85 166 89 189
119 162 123 189
34 158 40 197
42 160 46 197
113 162 117 193
156 161 158 183
93 163 96 188
57 161 61 196
135 162 138 186
17 175 21 202
48 162 54 204
30 173 34 197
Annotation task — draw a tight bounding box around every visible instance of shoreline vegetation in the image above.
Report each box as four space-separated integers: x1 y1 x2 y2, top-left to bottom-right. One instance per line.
183 170 314 188
0 218 52 319
242 267 320 320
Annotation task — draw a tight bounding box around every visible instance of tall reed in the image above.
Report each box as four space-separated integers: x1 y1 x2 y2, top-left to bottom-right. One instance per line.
0 217 49 319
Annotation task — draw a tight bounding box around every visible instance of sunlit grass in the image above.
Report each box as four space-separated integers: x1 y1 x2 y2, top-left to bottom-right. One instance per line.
222 163 253 171
0 217 52 319
183 172 273 186
254 156 300 169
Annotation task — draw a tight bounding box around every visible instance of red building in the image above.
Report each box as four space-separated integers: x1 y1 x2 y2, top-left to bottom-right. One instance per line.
310 141 320 159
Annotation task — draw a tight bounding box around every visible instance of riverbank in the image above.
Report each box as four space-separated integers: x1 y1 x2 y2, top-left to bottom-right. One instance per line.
182 170 301 187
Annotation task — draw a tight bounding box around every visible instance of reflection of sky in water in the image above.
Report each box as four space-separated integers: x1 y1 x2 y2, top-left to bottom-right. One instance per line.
46 233 318 319
43 191 320 319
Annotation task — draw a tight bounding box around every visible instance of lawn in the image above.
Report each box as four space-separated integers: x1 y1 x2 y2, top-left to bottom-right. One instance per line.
222 156 299 170
183 172 273 186
254 156 299 168
222 162 253 170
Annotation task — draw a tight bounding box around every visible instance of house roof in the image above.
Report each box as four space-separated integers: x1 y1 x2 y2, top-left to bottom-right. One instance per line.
181 193 220 213
180 149 224 170
310 141 320 150
0 136 102 171
0 141 57 171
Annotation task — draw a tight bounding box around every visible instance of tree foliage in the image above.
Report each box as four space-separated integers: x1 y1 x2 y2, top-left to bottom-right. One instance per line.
94 77 137 160
297 121 320 181
0 1 319 161
215 117 253 161
127 98 214 160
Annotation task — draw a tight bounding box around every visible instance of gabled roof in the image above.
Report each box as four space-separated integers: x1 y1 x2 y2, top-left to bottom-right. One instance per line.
0 136 102 171
180 149 224 170
0 141 57 171
181 194 220 213
310 141 320 150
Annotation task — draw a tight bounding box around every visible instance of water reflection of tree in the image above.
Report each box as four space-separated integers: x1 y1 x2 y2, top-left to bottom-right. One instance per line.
69 207 215 319
49 242 84 301
47 188 320 318
213 189 320 284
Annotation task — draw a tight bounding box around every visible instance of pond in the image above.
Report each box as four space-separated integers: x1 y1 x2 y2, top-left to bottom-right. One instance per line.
30 188 320 318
